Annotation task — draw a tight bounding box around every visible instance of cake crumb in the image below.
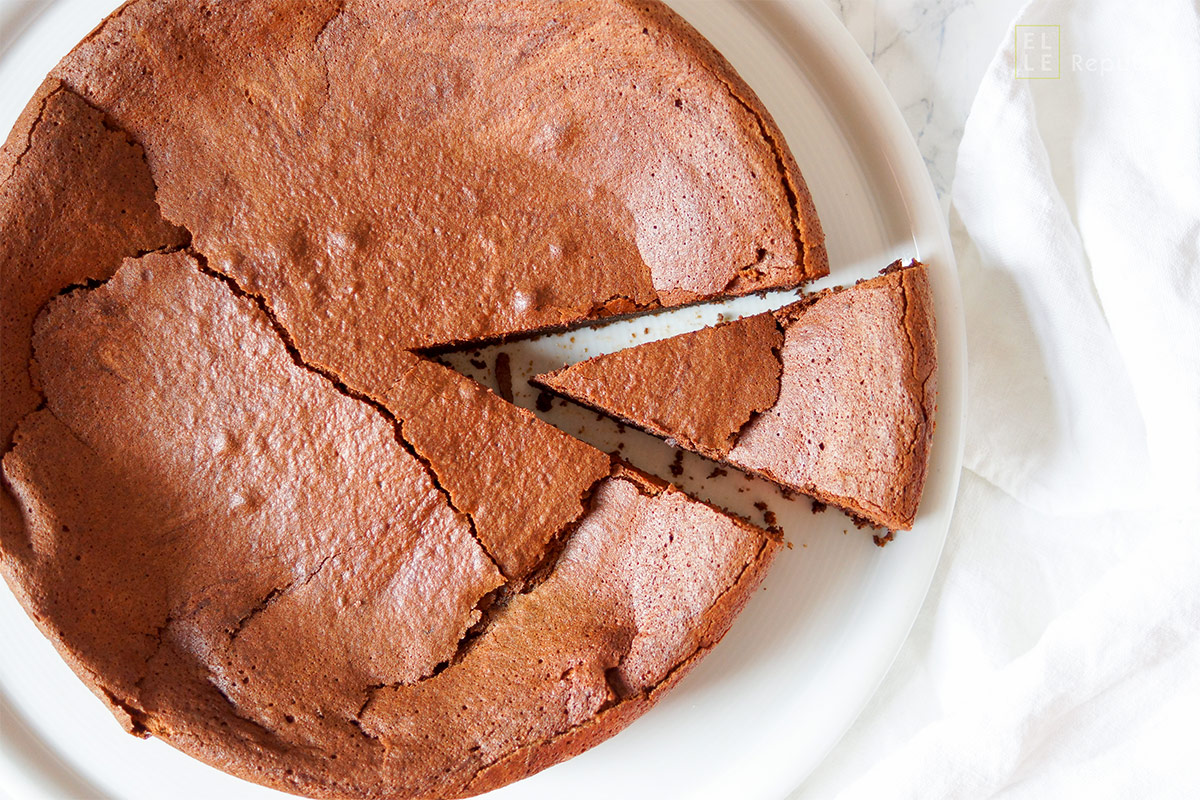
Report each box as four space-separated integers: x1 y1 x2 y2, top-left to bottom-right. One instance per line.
668 451 685 477
616 422 626 434
469 358 487 370
494 352 513 402
535 391 554 412
753 501 777 528
707 467 728 479
849 513 879 530
785 541 793 550
643 327 650 334
811 500 827 514
873 531 896 547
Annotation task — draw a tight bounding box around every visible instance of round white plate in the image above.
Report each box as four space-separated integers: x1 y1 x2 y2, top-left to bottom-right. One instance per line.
0 1 966 798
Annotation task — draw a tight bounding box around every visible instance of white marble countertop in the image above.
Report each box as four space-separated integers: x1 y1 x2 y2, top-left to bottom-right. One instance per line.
820 0 1026 210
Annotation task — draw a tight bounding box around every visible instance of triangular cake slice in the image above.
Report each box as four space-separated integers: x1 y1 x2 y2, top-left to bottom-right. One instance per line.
533 261 938 531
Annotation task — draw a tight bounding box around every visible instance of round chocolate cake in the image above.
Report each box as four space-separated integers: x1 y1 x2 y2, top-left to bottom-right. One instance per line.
0 1 827 797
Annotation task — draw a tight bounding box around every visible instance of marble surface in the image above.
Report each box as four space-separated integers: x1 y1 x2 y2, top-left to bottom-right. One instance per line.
820 0 1026 210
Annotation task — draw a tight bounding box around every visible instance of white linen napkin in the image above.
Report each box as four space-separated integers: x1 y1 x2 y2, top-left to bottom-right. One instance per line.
796 0 1200 796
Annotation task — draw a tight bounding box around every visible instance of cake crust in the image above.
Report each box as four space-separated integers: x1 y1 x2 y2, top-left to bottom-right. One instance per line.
384 359 612 582
732 263 938 530
0 1 811 796
0 79 187 553
3 253 778 798
535 262 939 531
52 0 827 397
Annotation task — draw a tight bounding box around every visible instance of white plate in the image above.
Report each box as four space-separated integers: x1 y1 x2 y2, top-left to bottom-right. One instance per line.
0 1 966 798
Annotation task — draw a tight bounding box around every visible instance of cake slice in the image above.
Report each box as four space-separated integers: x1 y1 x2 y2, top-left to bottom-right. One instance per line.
533 261 938 531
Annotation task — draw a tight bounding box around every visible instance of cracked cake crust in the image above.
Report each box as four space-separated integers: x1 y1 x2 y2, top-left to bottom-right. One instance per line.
730 262 938 531
2 252 780 798
0 1 810 797
0 80 188 552
51 0 827 398
383 359 613 584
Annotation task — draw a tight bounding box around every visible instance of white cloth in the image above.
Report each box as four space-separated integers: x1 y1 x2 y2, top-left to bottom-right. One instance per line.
797 0 1200 797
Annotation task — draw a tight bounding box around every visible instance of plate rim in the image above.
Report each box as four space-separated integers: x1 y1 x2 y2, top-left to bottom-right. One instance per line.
696 1 964 796
725 0 966 795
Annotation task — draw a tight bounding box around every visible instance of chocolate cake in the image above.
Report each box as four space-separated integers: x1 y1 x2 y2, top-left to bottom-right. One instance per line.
535 262 938 531
384 358 612 583
0 1 825 797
